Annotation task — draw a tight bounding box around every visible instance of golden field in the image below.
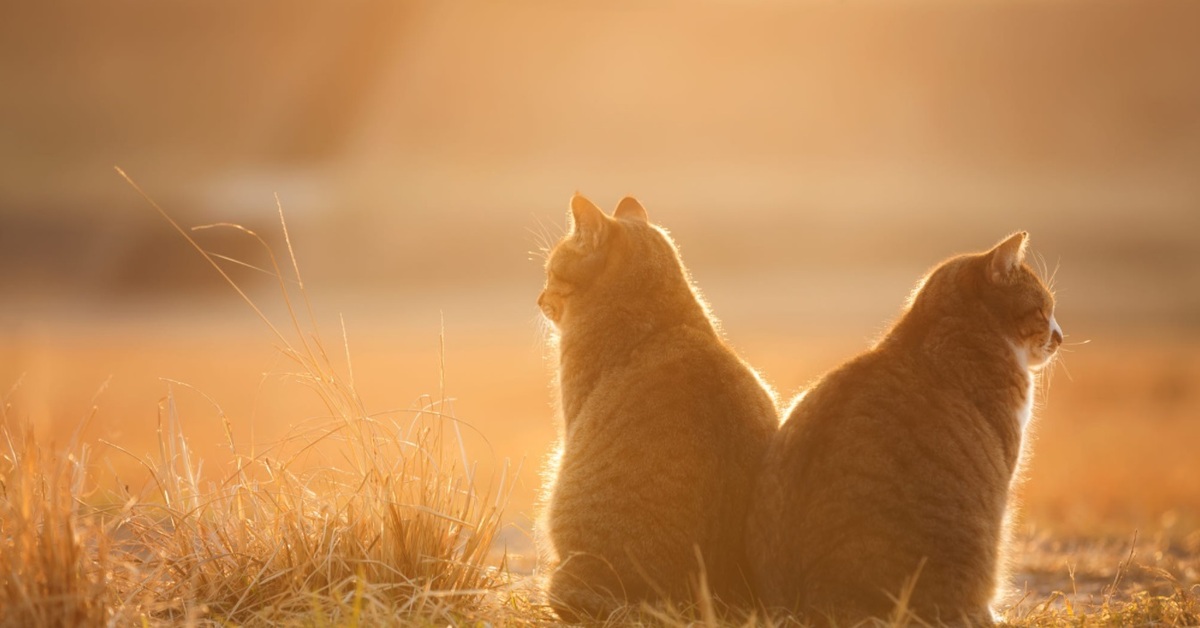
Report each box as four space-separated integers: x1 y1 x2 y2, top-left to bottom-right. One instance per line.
8 317 1200 544
4 279 1199 624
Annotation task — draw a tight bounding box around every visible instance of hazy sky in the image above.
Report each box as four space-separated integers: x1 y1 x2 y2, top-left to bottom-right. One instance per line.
3 1 1198 208
1 1 1197 326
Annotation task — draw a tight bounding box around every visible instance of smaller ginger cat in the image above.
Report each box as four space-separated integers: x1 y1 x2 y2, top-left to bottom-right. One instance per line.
537 194 778 621
747 232 1062 626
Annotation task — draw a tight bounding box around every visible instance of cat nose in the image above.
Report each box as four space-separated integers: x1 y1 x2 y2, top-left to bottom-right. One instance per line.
1051 328 1063 346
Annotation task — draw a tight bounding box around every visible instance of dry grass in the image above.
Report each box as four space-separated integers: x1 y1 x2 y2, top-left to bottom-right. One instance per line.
3 187 519 626
0 418 115 626
2 389 518 626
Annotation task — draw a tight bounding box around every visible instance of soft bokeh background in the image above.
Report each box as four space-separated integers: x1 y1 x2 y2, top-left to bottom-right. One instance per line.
3 1 1199 578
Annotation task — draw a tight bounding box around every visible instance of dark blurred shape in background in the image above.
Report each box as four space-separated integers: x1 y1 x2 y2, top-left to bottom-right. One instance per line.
1 0 1198 328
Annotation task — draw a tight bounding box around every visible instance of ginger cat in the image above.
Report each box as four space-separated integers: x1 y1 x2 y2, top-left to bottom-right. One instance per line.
748 232 1062 626
537 194 778 621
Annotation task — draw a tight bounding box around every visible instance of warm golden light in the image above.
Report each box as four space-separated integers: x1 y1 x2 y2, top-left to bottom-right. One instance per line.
1 1 1198 624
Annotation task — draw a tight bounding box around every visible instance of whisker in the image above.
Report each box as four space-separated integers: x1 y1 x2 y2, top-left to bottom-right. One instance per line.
526 248 551 263
1039 368 1053 401
527 212 565 265
535 212 564 241
524 229 551 261
1049 256 1062 293
1054 352 1074 383
1033 251 1049 283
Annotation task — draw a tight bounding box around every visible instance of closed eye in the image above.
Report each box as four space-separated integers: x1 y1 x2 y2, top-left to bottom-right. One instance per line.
547 269 575 288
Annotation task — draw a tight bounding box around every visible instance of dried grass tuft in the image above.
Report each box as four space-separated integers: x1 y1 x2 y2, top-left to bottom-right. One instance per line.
0 413 121 626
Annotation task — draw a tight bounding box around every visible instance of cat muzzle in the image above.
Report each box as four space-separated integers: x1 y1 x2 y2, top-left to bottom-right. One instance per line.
538 291 561 322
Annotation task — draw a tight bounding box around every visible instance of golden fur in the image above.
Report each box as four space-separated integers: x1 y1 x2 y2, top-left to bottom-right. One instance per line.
537 194 778 621
747 232 1062 626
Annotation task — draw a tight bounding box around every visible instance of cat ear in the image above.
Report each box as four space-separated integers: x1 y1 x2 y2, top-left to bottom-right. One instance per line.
613 196 649 223
988 231 1028 282
569 192 608 247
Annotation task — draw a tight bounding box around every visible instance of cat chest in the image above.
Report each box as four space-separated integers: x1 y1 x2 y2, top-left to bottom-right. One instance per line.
1010 343 1036 431
1016 375 1035 431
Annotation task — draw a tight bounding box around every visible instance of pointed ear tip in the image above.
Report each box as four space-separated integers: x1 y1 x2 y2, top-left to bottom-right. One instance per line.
997 230 1028 249
614 195 649 221
616 195 644 209
570 192 598 211
617 196 643 209
1014 231 1030 253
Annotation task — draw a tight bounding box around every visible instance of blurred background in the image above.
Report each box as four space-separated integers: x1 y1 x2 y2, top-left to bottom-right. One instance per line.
2 0 1198 572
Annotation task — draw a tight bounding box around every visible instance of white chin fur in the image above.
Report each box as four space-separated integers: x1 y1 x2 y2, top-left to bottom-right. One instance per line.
1011 343 1035 430
1011 343 1030 372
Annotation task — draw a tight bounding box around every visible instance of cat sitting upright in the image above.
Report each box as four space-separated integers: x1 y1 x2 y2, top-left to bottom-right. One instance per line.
537 193 778 621
748 232 1062 626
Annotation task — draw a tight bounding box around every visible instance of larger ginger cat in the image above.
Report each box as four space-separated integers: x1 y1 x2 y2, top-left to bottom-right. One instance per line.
537 194 778 621
748 232 1062 626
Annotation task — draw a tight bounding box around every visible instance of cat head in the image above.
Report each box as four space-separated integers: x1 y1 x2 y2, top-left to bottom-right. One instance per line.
909 232 1062 369
537 193 699 329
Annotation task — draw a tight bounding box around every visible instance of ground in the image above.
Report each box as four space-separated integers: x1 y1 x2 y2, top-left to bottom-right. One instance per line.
3 297 1198 625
